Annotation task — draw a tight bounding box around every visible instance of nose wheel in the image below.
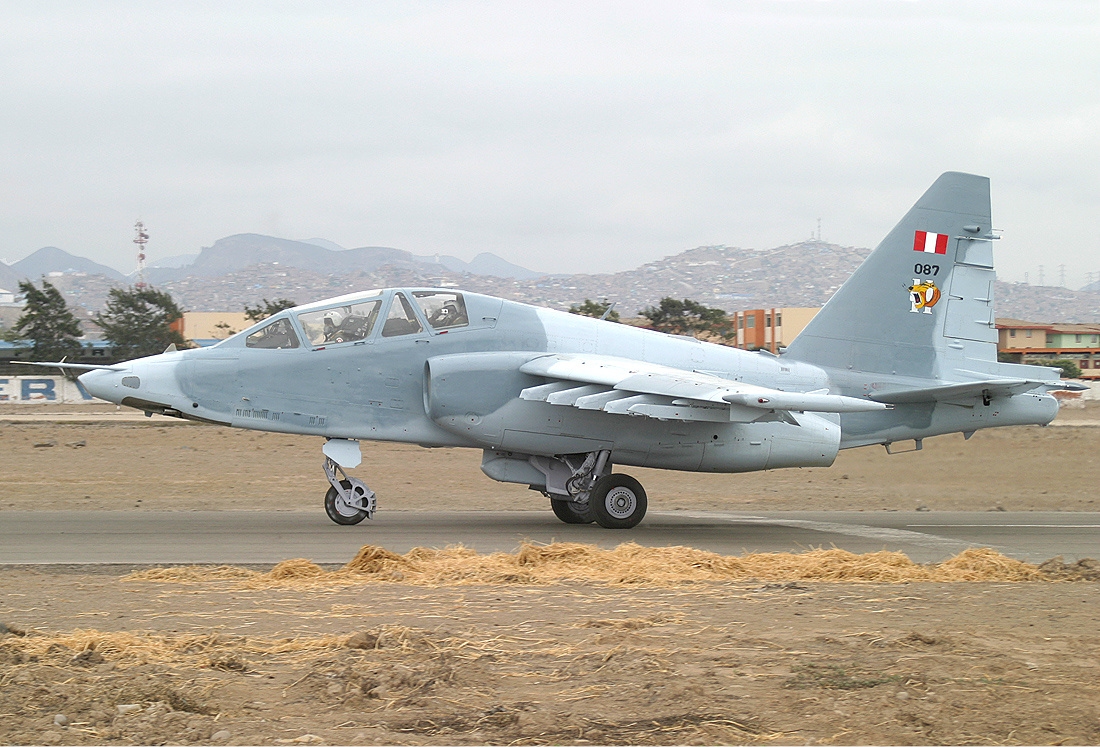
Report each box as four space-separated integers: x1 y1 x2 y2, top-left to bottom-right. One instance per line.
323 456 376 525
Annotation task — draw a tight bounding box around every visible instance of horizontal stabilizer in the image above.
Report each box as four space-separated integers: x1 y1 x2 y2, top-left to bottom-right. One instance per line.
868 378 1050 404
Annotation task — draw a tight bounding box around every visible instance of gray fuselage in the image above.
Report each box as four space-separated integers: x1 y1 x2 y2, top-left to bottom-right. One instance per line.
78 287 1057 476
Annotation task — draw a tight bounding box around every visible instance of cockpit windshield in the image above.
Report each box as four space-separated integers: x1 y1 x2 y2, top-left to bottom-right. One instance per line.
297 299 381 346
412 291 469 330
380 293 424 337
245 318 301 349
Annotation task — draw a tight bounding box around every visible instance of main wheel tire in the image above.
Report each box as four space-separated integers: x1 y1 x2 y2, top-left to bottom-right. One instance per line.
550 497 596 524
591 474 647 529
325 480 369 525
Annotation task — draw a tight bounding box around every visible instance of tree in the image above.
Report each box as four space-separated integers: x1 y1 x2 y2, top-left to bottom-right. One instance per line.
1032 358 1082 379
244 298 297 323
639 297 734 339
95 286 186 359
13 279 84 360
568 298 620 323
212 321 238 339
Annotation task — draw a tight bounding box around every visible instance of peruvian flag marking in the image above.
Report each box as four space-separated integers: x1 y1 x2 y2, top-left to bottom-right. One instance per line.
913 230 949 254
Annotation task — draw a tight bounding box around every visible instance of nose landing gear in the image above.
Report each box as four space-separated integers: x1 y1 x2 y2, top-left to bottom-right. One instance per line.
323 456 376 525
322 439 376 526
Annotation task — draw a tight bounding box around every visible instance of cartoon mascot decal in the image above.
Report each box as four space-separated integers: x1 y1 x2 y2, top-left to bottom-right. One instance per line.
908 279 941 314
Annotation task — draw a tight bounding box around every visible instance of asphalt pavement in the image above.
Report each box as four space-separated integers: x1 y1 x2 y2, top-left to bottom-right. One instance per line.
1 510 1096 565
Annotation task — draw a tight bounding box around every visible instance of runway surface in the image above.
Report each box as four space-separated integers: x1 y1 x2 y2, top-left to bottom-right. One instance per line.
1 510 1097 565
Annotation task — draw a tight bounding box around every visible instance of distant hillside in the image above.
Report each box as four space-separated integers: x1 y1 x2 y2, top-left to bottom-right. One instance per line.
524 242 873 314
16 236 1100 325
427 252 542 280
0 261 21 292
995 282 1100 324
187 234 423 278
147 241 879 313
12 246 127 282
299 238 346 253
143 234 543 284
147 253 199 269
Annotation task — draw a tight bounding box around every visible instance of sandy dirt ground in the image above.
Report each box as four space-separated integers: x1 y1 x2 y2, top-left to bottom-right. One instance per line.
1 403 1099 745
1 561 1098 746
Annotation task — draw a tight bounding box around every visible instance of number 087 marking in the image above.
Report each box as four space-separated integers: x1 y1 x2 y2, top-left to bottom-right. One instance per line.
914 263 939 276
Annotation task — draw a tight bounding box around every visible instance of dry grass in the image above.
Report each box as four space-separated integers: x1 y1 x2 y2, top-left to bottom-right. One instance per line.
0 628 348 668
0 623 526 672
124 542 1050 589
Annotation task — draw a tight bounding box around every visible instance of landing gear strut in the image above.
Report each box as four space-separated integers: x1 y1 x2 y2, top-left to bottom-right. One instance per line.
540 450 648 529
322 439 376 526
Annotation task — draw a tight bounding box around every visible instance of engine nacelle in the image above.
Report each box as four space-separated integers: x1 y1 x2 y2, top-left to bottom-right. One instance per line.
424 352 541 444
690 411 841 472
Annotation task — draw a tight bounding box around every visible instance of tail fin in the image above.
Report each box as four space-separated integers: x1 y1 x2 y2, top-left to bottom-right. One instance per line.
784 172 999 381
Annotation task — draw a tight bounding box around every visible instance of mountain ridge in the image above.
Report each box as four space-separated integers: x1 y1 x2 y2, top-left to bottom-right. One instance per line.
11 246 127 282
5 238 1100 325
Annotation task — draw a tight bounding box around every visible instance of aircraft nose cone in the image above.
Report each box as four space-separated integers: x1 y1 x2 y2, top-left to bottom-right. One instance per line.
78 368 124 404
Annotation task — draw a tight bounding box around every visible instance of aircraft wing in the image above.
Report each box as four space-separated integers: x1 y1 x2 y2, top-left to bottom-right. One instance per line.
12 361 127 372
518 354 889 423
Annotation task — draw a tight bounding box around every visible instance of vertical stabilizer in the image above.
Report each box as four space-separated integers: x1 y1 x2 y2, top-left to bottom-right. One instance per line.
784 172 999 381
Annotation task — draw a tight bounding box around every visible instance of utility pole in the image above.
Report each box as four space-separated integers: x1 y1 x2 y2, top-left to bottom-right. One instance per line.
133 221 149 289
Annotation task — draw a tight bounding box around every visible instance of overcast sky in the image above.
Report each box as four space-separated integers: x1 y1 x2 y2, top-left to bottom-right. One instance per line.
1 1 1097 286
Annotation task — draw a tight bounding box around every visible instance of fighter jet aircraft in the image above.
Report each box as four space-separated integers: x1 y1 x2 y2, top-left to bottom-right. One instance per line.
35 172 1076 528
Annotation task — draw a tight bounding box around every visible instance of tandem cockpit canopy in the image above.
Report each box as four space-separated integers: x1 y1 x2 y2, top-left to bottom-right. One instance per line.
241 289 472 350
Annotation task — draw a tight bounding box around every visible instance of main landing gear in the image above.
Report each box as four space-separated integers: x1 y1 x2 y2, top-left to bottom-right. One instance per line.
589 473 647 529
322 439 376 526
543 451 648 529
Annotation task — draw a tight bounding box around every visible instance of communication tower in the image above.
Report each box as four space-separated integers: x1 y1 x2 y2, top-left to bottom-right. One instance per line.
133 221 149 288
